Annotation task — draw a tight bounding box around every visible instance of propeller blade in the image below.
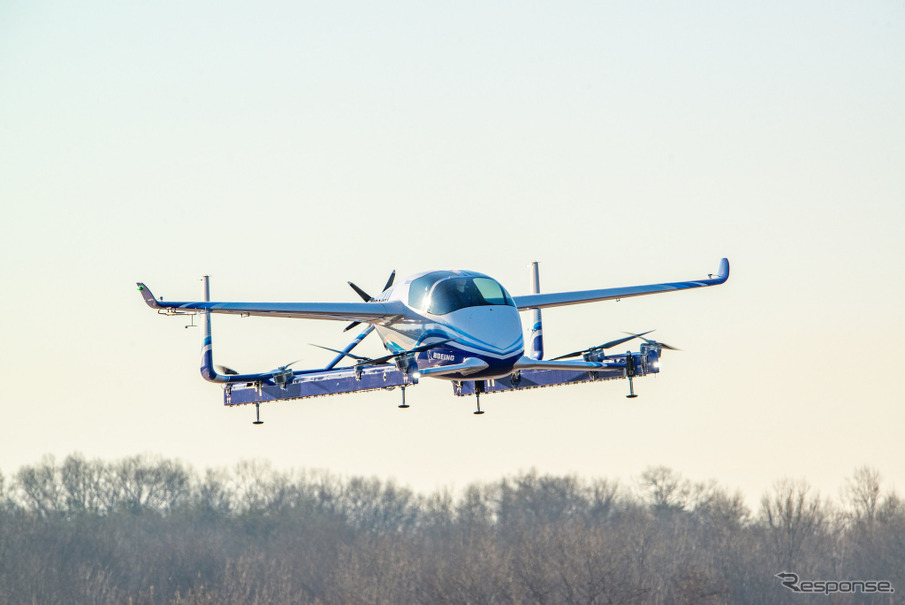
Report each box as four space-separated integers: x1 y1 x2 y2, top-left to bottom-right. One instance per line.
550 349 586 361
646 338 680 351
348 281 372 302
310 344 373 362
366 337 458 366
344 271 393 330
381 270 396 293
604 330 655 349
551 330 657 360
624 332 681 351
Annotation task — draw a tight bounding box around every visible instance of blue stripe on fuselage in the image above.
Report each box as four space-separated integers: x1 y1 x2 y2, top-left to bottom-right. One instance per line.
375 301 525 379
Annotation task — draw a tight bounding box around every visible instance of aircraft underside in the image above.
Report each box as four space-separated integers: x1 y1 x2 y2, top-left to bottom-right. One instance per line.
223 347 661 412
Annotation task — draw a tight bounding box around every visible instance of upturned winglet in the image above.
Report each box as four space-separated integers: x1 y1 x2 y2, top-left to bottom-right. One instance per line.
713 258 730 283
136 282 163 309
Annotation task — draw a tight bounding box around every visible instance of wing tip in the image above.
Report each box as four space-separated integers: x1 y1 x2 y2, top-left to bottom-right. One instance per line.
136 282 163 309
717 257 730 282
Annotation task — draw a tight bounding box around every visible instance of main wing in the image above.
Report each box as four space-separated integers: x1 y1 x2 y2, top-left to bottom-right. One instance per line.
136 283 406 324
512 258 729 310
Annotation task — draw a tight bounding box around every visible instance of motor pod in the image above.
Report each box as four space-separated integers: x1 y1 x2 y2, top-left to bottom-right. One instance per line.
272 368 294 390
395 352 420 384
640 342 662 374
581 347 606 363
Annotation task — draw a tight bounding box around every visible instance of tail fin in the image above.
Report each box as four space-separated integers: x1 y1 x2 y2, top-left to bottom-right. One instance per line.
200 276 227 383
528 262 544 360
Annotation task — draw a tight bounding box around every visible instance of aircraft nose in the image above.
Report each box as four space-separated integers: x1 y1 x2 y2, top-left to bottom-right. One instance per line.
451 305 524 354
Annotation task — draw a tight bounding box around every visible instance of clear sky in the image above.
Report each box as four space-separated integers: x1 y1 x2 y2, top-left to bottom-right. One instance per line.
2 1 904 506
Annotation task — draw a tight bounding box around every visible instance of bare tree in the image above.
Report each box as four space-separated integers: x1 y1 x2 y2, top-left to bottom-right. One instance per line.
108 454 191 514
843 466 882 528
60 453 108 515
640 466 691 513
760 478 823 571
14 455 63 517
3 454 905 604
193 467 235 516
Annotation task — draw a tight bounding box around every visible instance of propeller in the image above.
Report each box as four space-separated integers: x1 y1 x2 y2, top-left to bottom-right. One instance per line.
310 344 372 362
273 360 302 371
269 360 302 389
551 330 656 361
344 270 396 332
311 337 457 367
214 360 301 378
348 282 372 302
627 332 680 351
365 337 457 367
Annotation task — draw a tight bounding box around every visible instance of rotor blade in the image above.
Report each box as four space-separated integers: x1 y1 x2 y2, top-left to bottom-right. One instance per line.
631 333 681 351
604 330 655 349
309 343 373 362
642 337 681 351
345 271 393 324
382 270 396 293
348 281 372 302
550 349 586 361
550 330 657 360
404 336 458 355
215 365 240 375
366 337 458 366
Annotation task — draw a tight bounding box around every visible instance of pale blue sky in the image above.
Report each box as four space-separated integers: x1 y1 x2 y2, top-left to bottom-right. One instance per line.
2 1 904 504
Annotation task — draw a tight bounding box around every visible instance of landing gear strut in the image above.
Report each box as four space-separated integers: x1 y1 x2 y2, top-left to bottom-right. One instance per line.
625 351 638 399
253 403 264 425
398 385 410 409
474 380 485 415
626 376 638 399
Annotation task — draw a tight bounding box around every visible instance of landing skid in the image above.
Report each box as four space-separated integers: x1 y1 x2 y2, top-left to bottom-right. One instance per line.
626 376 638 398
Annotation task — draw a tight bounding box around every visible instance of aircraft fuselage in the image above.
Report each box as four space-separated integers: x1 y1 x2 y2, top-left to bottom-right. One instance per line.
373 270 525 380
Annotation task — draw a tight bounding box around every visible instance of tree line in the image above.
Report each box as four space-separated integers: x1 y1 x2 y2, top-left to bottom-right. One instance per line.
0 454 902 604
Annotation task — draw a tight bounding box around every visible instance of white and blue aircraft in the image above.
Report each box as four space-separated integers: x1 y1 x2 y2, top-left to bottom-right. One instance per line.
138 258 729 422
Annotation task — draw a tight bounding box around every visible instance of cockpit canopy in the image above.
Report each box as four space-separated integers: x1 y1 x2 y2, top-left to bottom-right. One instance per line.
408 271 515 315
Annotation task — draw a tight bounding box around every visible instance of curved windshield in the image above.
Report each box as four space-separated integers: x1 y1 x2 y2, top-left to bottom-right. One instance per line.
426 277 515 315
408 271 455 311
